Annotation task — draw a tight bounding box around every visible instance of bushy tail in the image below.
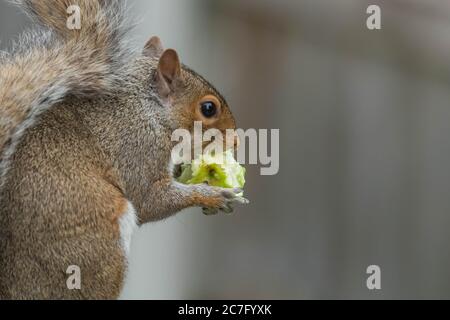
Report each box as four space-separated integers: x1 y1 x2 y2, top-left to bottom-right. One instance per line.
0 0 132 182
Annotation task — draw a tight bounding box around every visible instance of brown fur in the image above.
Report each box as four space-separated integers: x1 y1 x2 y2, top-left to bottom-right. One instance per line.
0 1 244 299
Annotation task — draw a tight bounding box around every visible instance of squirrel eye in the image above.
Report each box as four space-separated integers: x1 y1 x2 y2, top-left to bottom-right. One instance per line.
200 101 217 118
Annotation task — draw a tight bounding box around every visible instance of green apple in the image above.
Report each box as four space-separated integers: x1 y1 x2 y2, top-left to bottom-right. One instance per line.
177 150 246 194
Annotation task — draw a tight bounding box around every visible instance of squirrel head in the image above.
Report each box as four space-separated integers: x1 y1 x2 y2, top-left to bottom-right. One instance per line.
143 36 240 152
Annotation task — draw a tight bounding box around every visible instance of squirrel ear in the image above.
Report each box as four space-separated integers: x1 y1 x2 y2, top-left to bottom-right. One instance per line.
143 36 164 58
156 49 181 97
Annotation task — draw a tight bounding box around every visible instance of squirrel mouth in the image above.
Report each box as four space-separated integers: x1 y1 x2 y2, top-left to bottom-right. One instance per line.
173 164 183 180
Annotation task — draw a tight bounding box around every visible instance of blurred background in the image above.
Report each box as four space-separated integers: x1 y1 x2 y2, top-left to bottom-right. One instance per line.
2 0 450 299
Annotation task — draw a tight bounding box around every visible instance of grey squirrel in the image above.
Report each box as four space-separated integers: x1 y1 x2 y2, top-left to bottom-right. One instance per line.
0 0 245 299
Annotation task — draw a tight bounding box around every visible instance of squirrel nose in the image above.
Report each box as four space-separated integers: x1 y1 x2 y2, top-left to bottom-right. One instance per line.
225 132 240 150
234 133 240 148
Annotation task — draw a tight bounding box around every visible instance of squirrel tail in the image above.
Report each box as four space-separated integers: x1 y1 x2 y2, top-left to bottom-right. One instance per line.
0 0 132 181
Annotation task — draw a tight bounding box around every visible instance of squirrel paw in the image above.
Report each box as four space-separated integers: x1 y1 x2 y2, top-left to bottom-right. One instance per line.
200 187 249 215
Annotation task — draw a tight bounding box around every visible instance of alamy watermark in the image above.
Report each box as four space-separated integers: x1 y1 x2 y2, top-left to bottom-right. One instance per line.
366 5 381 30
66 265 81 290
66 5 81 30
366 265 381 290
171 122 280 176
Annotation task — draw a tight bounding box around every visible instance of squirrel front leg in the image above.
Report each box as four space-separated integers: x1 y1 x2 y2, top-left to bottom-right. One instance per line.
137 177 247 223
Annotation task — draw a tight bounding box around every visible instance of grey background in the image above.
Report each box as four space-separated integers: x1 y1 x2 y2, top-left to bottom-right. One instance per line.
2 0 450 299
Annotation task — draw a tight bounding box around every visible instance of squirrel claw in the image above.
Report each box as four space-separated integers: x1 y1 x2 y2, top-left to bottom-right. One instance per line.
200 186 248 216
235 197 249 205
221 188 241 199
220 203 234 214
202 207 219 215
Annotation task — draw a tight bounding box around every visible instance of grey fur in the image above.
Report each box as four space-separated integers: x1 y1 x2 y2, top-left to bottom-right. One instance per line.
0 0 136 189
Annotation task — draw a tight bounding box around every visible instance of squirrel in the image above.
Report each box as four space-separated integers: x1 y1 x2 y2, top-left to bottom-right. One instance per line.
0 0 246 299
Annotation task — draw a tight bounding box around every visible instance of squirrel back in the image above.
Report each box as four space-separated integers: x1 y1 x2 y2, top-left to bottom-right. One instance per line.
0 0 132 186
